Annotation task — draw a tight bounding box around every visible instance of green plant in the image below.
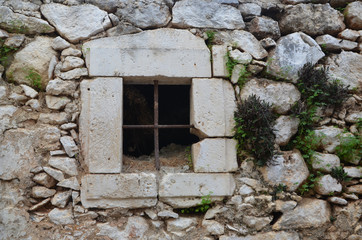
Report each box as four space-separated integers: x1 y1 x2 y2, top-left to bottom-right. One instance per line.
25 68 42 91
0 40 18 68
225 50 238 79
205 30 216 50
8 20 29 34
272 184 287 200
298 172 321 195
234 95 276 166
335 135 362 164
185 146 193 169
180 192 213 214
236 64 251 89
293 130 323 163
331 166 352 183
320 43 328 54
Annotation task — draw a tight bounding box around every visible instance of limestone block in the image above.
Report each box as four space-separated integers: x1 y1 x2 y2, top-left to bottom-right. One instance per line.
192 138 238 173
82 29 211 80
212 45 228 78
81 173 157 209
191 78 236 137
79 78 123 173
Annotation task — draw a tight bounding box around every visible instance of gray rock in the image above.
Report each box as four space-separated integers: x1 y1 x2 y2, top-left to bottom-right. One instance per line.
0 207 29 239
347 185 362 194
60 123 77 130
116 0 171 29
202 220 225 235
243 216 272 231
316 34 358 51
61 48 82 57
260 150 309 192
97 217 149 239
204 205 225 219
33 172 57 188
29 198 51 211
328 196 348 205
45 95 71 110
0 105 18 136
57 177 80 190
51 191 72 208
260 37 276 49
315 174 342 195
48 55 58 80
325 51 362 90
172 0 245 30
239 185 254 196
0 6 54 34
48 208 74 225
52 36 70 51
220 231 300 240
275 200 297 213
60 136 79 158
158 210 179 219
229 50 253 65
61 56 84 72
238 3 261 21
41 3 112 43
32 186 56 198
56 67 88 80
311 153 340 173
344 167 362 178
167 217 197 231
38 112 69 125
273 198 331 230
84 0 121 12
240 78 301 114
0 29 9 38
273 116 300 146
338 29 360 41
49 156 78 176
279 4 345 36
4 34 24 48
3 0 41 18
267 32 325 82
20 84 38 99
43 166 65 182
344 2 362 30
345 112 362 123
314 126 347 153
106 23 142 37
248 16 280 40
46 78 77 97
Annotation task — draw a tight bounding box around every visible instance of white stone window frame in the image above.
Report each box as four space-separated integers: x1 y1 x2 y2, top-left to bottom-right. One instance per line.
79 29 237 209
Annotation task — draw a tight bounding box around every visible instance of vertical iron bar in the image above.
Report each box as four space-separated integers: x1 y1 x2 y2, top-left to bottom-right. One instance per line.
154 80 160 170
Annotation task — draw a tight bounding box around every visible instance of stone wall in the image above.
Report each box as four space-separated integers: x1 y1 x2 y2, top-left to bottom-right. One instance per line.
0 0 361 239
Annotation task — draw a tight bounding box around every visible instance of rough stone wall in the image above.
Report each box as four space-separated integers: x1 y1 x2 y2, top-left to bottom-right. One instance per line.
0 0 361 240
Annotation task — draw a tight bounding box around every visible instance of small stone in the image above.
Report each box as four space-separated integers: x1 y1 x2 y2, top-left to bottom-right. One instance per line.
202 220 224 235
33 172 57 188
57 177 80 190
239 185 254 196
56 68 88 80
38 112 69 125
45 95 71 110
347 185 362 194
342 193 359 200
0 29 9 38
338 29 360 41
106 24 142 37
61 56 85 72
43 166 65 182
316 34 358 51
311 153 340 173
167 217 197 231
72 191 80 206
61 48 82 57
60 123 77 130
345 112 362 124
344 167 362 178
158 210 179 219
32 186 56 198
260 37 276 49
30 166 43 174
275 200 297 212
25 99 41 111
51 191 72 208
315 175 342 195
9 92 27 101
344 2 362 30
231 64 247 85
204 205 225 220
52 36 70 51
46 78 77 96
238 3 261 21
273 115 300 146
49 156 78 176
229 49 252 65
20 84 38 98
4 34 25 48
327 197 348 205
145 209 158 220
243 216 272 231
48 208 74 225
314 126 346 153
60 136 79 158
29 198 51 211
50 150 66 156
48 55 58 80
248 16 281 40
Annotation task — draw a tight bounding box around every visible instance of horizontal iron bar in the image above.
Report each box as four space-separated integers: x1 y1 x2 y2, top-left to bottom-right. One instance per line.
123 124 194 129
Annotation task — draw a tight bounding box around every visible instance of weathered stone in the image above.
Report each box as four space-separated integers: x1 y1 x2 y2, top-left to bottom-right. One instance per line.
59 136 78 158
344 167 362 178
273 198 331 230
41 3 111 43
51 191 72 208
315 174 342 195
248 16 280 40
347 185 362 194
0 105 17 136
167 217 197 231
273 116 299 146
52 36 70 51
172 0 244 30
43 166 64 182
267 32 324 82
239 184 254 196
57 177 80 190
80 78 122 173
220 231 300 240
115 0 170 29
38 112 69 125
6 36 57 88
0 29 9 38
48 55 58 80
97 217 148 239
328 197 348 206
191 78 236 137
0 6 54 34
83 29 211 79
311 153 340 173
144 209 158 220
4 34 24 48
344 2 362 30
240 78 301 114
238 3 261 21
216 30 267 60
212 45 228 78
260 150 309 192
56 67 88 80
231 64 248 84
204 205 226 219
192 138 238 173
279 4 345 36
314 126 346 153
158 210 179 219
202 220 225 235
49 157 78 176
316 34 358 51
325 51 362 90
33 172 56 188
46 78 77 96
81 173 157 209
32 186 56 198
29 198 51 211
45 95 71 110
84 0 120 12
30 166 43 174
61 48 82 57
20 84 38 99
8 93 27 102
342 193 359 200
106 23 142 37
345 112 362 124
260 38 276 49
48 208 74 225
61 56 84 72
243 216 272 231
275 200 297 213
229 49 253 65
338 29 360 41
60 123 77 131
239 177 263 192
50 150 66 156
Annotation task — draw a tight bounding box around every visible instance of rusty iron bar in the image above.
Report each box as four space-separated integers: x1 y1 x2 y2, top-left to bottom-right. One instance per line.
154 80 160 170
123 125 193 129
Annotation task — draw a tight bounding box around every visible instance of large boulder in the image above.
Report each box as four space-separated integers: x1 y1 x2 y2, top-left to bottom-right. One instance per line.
6 36 57 89
115 0 171 29
41 3 112 43
267 32 325 82
279 4 345 36
260 150 309 192
344 1 362 30
240 78 301 115
172 0 245 30
325 51 362 90
0 6 54 34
